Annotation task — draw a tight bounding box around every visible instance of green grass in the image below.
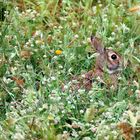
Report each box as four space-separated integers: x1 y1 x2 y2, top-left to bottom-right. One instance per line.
0 0 140 139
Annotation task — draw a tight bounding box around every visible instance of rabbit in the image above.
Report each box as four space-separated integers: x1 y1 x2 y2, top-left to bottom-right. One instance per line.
83 35 122 90
62 35 122 91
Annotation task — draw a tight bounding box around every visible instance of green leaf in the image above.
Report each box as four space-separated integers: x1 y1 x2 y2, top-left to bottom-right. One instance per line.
0 64 7 77
133 56 140 63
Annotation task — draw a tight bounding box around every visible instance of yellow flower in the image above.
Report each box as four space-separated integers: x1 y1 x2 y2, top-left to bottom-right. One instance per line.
55 50 62 55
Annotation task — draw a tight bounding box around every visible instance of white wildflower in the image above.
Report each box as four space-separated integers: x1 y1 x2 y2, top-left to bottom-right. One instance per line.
51 76 56 81
99 4 102 7
121 23 130 33
80 110 84 114
42 103 48 109
74 34 79 39
92 6 97 14
83 137 91 140
71 130 78 137
12 132 25 140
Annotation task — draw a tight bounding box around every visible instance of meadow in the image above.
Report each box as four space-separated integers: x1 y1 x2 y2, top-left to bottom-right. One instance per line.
0 0 140 139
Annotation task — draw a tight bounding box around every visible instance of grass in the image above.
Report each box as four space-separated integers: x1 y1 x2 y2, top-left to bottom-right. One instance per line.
0 0 140 139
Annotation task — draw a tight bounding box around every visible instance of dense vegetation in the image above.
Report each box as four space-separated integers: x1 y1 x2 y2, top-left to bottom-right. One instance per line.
0 0 140 139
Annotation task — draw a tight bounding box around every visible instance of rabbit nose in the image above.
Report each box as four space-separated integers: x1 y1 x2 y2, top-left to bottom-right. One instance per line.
111 65 119 70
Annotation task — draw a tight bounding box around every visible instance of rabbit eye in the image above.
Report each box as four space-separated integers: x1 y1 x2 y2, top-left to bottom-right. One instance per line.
111 54 117 60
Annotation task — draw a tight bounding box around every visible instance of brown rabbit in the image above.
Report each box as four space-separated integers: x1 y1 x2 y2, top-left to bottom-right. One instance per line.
83 35 122 90
62 35 122 91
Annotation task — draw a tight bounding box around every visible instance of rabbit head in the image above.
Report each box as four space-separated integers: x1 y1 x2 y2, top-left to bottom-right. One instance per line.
91 35 122 75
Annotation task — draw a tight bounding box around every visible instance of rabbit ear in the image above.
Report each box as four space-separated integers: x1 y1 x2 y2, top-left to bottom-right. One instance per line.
91 35 105 54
